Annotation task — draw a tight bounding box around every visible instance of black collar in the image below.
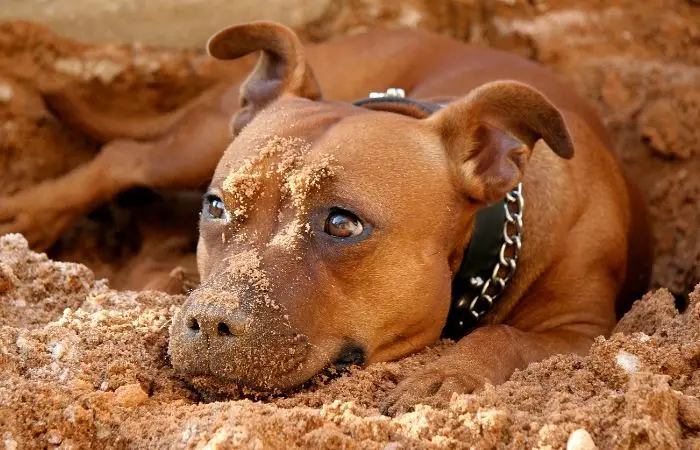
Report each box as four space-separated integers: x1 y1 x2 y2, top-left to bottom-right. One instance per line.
443 200 507 339
353 93 513 340
352 96 443 116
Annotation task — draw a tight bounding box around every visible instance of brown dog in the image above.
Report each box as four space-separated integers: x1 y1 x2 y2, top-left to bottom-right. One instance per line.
167 21 652 414
2 22 651 415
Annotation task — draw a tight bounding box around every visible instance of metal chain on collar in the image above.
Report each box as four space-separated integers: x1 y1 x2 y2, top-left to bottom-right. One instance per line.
455 183 524 325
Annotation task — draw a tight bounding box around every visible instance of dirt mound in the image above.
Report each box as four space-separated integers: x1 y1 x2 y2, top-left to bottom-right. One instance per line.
1 235 699 448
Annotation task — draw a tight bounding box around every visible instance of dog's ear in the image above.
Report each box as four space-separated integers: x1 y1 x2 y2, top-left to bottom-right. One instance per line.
207 21 322 136
428 81 574 204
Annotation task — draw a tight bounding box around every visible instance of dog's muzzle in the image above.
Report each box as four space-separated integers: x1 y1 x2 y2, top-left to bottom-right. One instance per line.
168 287 313 390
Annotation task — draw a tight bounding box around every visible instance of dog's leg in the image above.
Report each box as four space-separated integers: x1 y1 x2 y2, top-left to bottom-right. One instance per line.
43 84 229 142
0 111 230 250
0 139 153 250
381 264 618 416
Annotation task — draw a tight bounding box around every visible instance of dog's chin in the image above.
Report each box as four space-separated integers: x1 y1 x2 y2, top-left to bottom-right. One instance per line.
178 367 319 400
176 341 367 400
178 368 318 402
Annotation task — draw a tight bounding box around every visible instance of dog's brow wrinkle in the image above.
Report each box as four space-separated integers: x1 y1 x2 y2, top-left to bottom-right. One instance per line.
265 154 336 249
225 135 340 250
222 136 307 220
284 153 337 212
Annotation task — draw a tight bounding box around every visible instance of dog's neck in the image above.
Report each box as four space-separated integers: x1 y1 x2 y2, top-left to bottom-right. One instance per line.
352 90 524 339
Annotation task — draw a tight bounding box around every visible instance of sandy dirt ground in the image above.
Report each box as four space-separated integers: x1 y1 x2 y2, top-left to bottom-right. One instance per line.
1 0 700 448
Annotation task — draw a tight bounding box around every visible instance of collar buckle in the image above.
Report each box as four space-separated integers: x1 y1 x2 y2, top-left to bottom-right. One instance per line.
368 88 406 98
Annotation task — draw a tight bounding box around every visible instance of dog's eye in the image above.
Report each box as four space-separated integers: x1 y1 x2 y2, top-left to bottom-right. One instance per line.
204 195 226 220
324 209 363 238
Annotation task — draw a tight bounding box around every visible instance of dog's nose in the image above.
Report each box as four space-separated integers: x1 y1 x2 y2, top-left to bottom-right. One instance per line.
168 291 253 378
185 314 244 338
181 300 248 342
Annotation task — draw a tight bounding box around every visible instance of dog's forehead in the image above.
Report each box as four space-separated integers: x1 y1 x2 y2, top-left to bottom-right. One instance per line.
212 100 456 212
318 112 447 169
218 99 448 173
214 99 346 177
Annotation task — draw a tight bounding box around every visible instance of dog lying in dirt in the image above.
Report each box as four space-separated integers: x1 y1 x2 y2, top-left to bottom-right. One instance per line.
1 21 652 414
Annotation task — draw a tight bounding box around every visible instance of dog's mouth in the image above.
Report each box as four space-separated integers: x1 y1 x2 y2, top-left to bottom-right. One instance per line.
305 340 369 385
329 340 367 371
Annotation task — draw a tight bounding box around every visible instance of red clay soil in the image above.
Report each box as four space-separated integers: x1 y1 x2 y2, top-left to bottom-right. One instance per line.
1 0 700 448
2 235 700 448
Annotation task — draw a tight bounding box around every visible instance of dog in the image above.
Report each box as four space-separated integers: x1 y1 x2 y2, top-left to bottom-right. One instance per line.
2 21 652 415
167 21 652 414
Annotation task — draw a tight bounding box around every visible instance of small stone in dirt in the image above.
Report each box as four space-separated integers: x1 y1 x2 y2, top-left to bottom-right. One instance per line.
113 384 149 408
615 350 641 373
0 264 18 294
0 83 13 102
678 393 700 430
567 428 598 450
3 433 18 450
45 430 62 445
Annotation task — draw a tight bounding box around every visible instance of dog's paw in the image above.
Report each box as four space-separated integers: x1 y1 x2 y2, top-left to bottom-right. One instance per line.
380 368 486 416
0 189 74 250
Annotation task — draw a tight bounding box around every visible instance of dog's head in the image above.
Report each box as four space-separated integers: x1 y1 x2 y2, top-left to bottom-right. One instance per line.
168 21 573 391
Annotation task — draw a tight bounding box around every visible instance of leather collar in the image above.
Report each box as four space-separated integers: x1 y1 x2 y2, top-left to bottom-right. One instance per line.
443 200 507 339
352 92 517 340
352 95 442 118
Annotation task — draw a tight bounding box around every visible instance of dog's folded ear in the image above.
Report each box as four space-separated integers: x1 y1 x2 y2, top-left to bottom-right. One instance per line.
428 81 574 204
207 21 322 136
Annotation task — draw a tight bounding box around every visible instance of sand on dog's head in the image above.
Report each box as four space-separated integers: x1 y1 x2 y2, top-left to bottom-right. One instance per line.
168 97 472 392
